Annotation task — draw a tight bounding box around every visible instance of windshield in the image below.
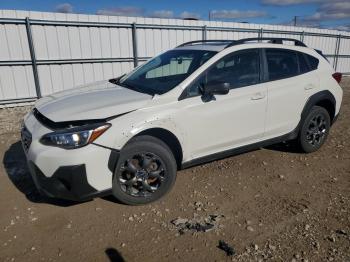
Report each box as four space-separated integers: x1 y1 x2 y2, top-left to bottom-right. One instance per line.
118 49 217 95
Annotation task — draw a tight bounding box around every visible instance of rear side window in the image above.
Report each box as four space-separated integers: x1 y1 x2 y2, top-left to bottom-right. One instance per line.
266 49 298 81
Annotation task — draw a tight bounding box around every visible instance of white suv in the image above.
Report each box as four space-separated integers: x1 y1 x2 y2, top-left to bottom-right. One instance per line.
22 38 343 205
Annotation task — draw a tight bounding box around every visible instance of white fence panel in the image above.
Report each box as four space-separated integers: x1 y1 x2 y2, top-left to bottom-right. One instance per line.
0 9 349 106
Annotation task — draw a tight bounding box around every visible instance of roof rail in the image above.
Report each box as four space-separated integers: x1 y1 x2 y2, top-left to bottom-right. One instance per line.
177 37 307 49
226 37 307 48
177 40 235 47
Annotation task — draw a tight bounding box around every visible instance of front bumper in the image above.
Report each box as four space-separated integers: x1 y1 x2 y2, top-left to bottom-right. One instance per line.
21 111 119 201
28 162 111 201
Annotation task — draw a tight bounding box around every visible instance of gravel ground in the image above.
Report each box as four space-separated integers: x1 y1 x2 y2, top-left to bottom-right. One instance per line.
0 78 349 262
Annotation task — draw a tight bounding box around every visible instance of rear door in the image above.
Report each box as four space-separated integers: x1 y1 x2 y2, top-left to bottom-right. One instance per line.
263 48 319 139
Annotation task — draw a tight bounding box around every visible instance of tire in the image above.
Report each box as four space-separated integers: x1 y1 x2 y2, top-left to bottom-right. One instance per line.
298 106 330 153
112 135 177 205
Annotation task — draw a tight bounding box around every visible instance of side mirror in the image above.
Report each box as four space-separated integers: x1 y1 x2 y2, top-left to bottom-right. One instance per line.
202 81 230 96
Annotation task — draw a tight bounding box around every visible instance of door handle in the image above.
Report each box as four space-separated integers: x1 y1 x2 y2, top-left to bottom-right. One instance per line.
251 92 265 100
304 84 314 90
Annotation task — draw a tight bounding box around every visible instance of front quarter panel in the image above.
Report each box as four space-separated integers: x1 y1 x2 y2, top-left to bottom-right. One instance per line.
94 104 188 159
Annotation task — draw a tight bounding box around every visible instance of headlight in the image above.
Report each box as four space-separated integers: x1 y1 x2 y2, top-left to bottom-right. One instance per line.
40 123 111 149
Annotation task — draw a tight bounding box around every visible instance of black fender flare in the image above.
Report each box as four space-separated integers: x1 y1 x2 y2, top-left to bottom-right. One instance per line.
286 90 336 141
300 90 336 120
298 90 336 133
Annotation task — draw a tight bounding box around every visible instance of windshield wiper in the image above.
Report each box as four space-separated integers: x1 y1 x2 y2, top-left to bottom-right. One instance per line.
109 76 143 93
109 74 125 85
120 81 157 96
109 76 156 96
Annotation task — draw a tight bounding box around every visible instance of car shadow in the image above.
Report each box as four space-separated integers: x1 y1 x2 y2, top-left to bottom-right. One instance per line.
100 195 125 205
2 141 81 207
264 141 304 154
2 140 302 207
105 247 125 262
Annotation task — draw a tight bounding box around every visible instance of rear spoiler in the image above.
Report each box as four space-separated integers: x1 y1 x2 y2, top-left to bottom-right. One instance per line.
314 49 329 62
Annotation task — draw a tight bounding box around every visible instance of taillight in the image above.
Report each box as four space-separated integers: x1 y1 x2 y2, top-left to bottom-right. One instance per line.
332 72 342 84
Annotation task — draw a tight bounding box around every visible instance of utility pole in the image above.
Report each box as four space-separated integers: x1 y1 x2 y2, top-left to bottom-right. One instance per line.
209 10 211 21
294 16 297 26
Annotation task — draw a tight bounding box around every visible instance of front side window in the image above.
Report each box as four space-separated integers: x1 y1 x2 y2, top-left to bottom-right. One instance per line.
266 49 298 81
186 49 260 97
118 50 216 95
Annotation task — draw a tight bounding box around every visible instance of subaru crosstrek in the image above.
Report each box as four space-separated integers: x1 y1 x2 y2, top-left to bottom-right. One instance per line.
21 38 343 205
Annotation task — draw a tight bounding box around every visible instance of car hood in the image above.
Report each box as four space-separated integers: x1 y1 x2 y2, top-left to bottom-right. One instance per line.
35 80 152 122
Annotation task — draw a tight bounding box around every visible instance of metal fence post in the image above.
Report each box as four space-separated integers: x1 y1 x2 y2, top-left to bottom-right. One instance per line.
131 23 139 68
25 17 41 98
334 35 341 71
258 28 263 41
202 25 207 40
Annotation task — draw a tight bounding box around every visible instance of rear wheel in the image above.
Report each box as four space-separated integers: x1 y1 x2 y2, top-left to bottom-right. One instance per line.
112 135 177 205
298 106 330 153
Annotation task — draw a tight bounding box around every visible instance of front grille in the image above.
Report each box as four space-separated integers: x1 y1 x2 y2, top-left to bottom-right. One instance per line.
21 125 32 152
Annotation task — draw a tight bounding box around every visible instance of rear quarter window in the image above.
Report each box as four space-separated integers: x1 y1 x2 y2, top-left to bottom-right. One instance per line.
297 52 319 74
306 54 319 71
297 52 309 74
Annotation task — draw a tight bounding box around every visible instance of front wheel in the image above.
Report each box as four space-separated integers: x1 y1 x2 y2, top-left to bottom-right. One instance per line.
112 135 177 205
298 106 330 153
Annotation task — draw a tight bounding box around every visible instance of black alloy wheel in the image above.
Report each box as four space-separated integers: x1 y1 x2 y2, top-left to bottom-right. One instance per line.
112 135 177 205
298 106 330 153
118 152 166 197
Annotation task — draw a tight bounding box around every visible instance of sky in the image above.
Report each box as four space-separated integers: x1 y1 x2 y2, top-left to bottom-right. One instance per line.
0 0 349 31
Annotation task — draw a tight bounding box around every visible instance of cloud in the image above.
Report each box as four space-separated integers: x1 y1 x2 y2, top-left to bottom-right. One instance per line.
179 11 201 20
96 7 199 20
262 0 323 5
270 0 350 27
301 0 350 22
327 24 350 32
319 1 350 12
150 10 174 18
280 19 320 27
210 10 269 19
55 3 73 13
96 7 144 17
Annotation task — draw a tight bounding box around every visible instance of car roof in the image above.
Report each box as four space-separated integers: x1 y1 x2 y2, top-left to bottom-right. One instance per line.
174 38 310 53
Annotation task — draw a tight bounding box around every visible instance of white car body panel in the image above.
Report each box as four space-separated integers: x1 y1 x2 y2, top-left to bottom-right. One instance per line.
264 70 319 139
316 59 343 115
174 82 267 160
35 80 152 121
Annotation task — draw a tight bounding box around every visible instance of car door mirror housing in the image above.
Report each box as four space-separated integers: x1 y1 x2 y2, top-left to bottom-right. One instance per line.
203 81 230 96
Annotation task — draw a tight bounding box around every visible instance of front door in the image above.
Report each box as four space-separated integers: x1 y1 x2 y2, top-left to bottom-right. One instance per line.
177 48 268 160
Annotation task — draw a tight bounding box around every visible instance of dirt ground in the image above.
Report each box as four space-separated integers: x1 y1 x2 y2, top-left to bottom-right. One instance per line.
0 78 349 262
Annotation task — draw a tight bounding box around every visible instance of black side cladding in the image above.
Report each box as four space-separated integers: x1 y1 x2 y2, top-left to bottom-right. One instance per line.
107 149 120 173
